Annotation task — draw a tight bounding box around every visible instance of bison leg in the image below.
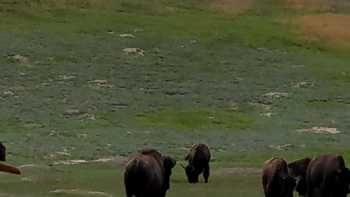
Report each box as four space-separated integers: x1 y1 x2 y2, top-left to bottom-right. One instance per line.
125 187 133 197
203 164 210 183
124 182 135 197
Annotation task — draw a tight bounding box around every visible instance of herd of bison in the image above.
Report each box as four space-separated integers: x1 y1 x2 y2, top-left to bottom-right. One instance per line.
1 142 350 197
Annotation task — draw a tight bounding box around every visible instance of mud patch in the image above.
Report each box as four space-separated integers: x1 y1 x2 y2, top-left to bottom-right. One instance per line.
210 0 253 14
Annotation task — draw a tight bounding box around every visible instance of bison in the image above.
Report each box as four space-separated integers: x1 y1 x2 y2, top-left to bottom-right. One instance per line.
288 157 312 196
262 157 296 197
0 142 6 161
0 142 21 175
124 149 176 197
306 154 350 197
183 144 211 183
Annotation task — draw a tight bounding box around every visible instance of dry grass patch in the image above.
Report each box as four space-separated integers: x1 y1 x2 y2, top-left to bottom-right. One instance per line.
293 14 350 47
285 0 333 11
284 0 350 12
210 0 254 14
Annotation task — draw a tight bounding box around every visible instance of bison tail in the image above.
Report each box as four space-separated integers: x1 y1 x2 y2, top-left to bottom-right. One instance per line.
0 162 21 175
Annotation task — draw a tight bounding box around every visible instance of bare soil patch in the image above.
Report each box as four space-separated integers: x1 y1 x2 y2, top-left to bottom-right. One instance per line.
284 0 333 11
50 189 113 197
52 156 128 166
297 126 341 134
293 14 350 47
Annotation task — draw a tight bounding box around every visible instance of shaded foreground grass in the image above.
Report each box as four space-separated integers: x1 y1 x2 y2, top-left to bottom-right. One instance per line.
0 162 261 197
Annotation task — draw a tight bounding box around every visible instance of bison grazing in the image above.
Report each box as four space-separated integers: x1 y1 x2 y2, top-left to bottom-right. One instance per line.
183 144 211 183
262 157 296 197
288 157 312 196
124 149 176 197
306 154 350 197
0 142 21 175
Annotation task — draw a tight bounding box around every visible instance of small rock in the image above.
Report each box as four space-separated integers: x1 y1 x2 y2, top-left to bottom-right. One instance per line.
21 177 33 182
261 112 273 117
119 33 135 38
190 39 198 44
10 54 30 64
88 80 114 89
59 75 76 81
64 109 82 116
292 81 313 88
123 48 145 56
56 151 71 156
3 90 15 96
263 92 289 99
297 127 341 134
269 144 294 151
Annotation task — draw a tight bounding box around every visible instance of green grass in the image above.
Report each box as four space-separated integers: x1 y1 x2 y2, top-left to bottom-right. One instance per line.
134 108 254 129
1 0 350 196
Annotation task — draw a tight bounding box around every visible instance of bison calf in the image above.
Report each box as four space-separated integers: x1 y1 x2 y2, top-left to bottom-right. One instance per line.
124 149 176 197
262 157 295 197
183 144 211 183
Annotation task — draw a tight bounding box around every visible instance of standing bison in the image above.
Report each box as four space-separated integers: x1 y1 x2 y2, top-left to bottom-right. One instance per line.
124 149 176 197
306 154 350 197
262 157 295 197
183 144 211 183
0 142 21 175
0 142 6 161
288 157 312 196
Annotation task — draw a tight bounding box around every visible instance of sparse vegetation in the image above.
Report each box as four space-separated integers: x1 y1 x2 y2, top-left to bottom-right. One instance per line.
1 0 350 196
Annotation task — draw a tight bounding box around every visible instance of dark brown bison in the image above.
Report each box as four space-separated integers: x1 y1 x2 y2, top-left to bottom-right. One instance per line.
0 142 6 161
288 157 312 196
0 142 21 175
183 144 211 183
306 154 350 197
124 149 176 197
262 157 296 197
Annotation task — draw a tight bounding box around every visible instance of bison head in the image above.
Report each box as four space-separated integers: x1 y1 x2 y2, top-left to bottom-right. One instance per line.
184 164 200 183
163 156 176 191
336 167 350 196
281 176 296 197
0 142 6 161
288 157 311 196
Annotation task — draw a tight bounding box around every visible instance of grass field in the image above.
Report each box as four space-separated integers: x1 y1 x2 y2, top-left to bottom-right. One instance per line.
1 0 350 196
